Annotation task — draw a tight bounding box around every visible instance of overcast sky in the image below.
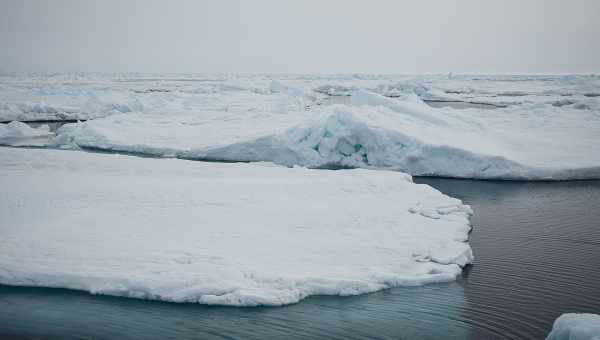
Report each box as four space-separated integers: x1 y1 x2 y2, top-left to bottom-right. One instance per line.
1 0 599 74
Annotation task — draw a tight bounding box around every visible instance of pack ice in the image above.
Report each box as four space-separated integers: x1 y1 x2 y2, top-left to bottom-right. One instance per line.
2 74 600 180
0 148 472 306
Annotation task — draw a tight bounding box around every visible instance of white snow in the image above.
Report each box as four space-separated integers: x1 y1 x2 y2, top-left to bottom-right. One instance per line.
0 147 473 306
547 314 600 340
2 73 599 180
51 89 600 180
0 121 54 146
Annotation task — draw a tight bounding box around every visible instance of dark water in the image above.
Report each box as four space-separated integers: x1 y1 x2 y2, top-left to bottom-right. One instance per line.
25 121 76 132
1 179 599 340
0 120 80 132
424 100 505 109
416 178 600 340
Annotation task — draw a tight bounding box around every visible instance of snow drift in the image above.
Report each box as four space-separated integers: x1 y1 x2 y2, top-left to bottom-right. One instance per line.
0 148 473 306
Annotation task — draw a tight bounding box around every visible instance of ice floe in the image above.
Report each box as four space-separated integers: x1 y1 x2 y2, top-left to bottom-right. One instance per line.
547 314 600 340
0 147 472 306
50 88 600 180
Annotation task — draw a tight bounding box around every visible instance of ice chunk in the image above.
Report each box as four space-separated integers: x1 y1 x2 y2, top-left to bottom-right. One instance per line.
0 121 54 146
546 314 600 340
0 148 472 307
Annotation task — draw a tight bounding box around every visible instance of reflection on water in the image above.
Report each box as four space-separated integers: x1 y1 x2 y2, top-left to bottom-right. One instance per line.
1 179 599 339
0 283 468 340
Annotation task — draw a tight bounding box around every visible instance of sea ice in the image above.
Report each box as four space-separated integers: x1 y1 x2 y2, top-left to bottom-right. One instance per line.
0 147 473 306
547 314 600 340
0 121 54 146
2 73 599 179
53 89 600 180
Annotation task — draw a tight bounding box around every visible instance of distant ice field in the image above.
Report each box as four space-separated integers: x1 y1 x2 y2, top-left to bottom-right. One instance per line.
1 73 599 180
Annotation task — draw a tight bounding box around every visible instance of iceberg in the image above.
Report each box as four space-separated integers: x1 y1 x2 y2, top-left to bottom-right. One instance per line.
547 314 600 340
0 147 472 306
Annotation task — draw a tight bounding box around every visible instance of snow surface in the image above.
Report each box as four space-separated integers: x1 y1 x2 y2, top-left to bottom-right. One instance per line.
547 314 600 340
2 73 599 179
0 147 473 306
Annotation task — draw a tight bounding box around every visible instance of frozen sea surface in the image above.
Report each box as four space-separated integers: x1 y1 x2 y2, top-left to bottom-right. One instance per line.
1 73 599 180
0 147 472 306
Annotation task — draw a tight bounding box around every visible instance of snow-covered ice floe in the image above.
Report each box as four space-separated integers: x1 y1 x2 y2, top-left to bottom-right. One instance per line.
2 73 600 180
546 314 600 340
53 89 600 180
0 148 472 306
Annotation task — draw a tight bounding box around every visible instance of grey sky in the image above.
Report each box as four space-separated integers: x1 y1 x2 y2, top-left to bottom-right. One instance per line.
1 0 599 73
